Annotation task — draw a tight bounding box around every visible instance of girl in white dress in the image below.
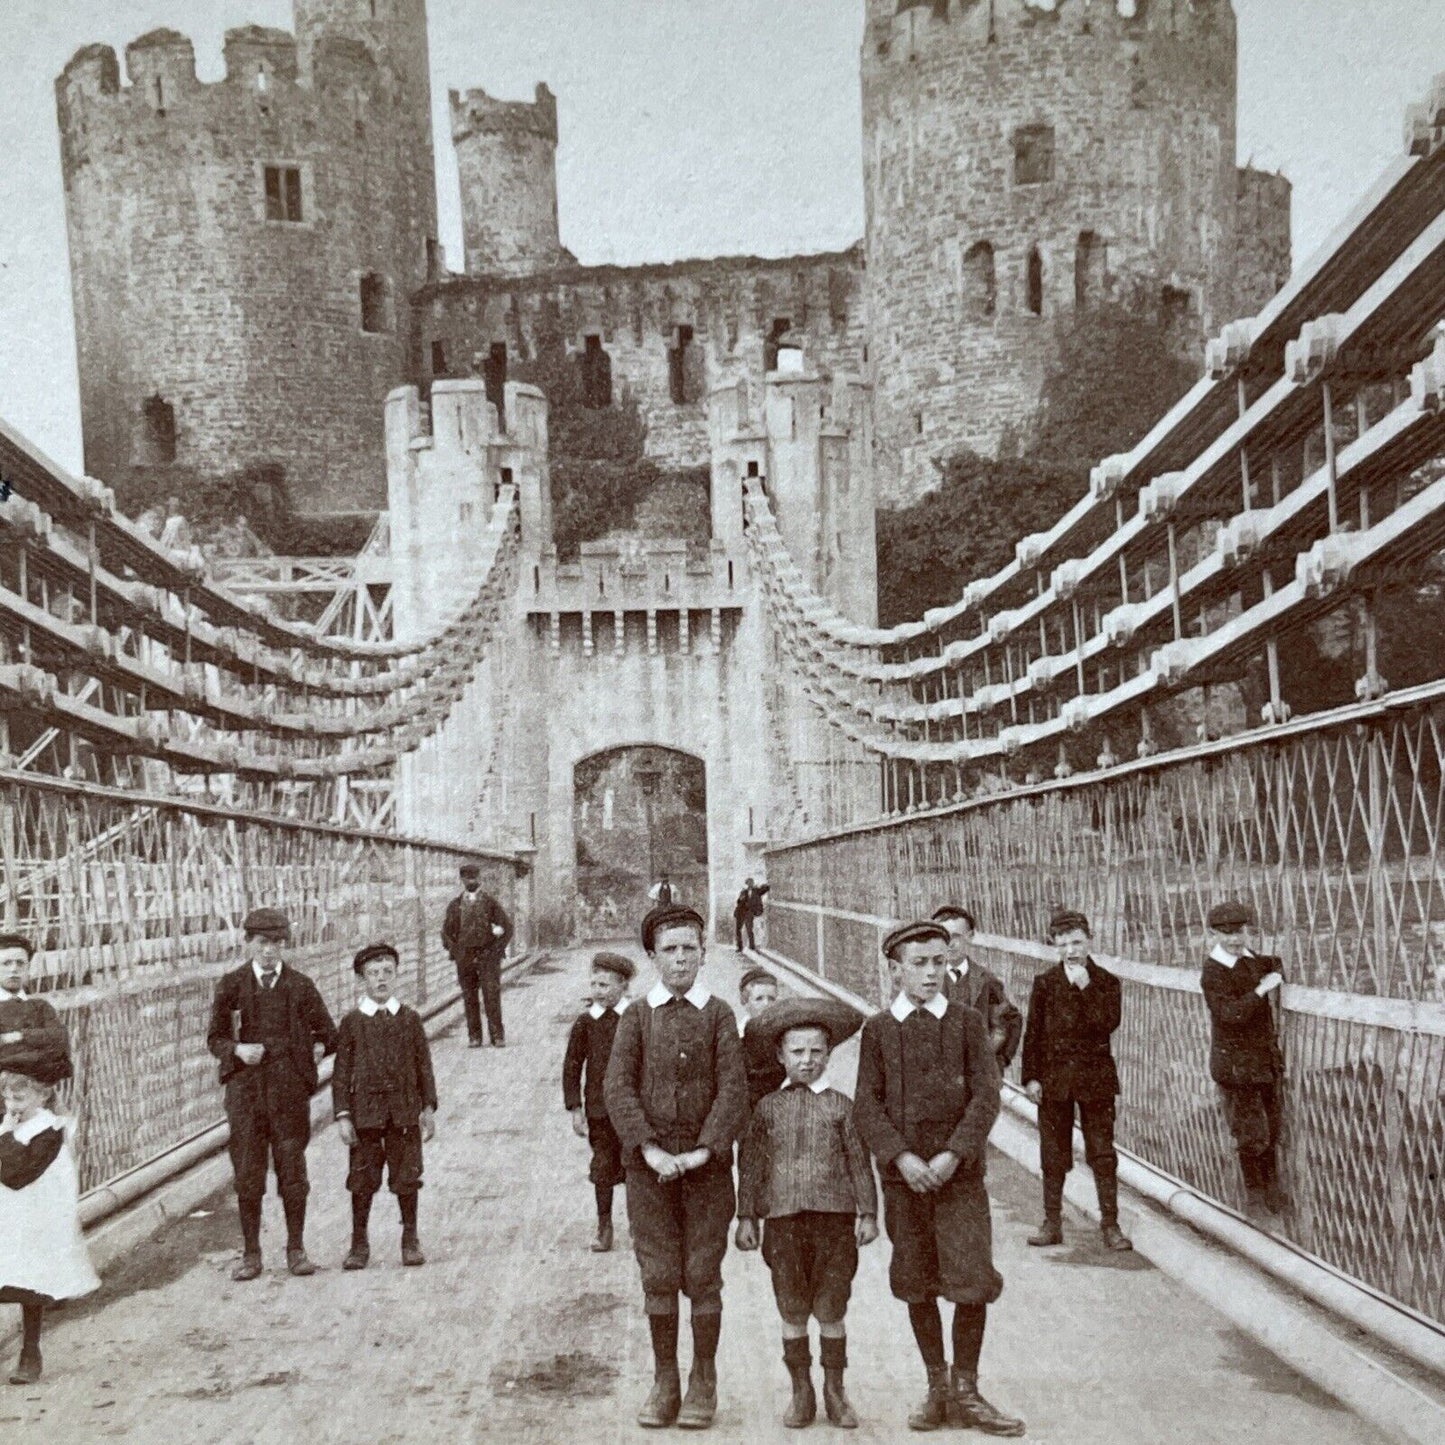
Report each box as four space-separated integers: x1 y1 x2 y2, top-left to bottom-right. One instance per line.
0 1057 99 1385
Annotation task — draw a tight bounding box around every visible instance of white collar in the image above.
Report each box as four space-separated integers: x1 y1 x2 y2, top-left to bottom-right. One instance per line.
358 995 401 1017
4 1108 61 1144
890 991 948 1021
781 1076 830 1094
588 997 630 1020
948 958 970 978
647 980 712 1009
1208 944 1254 968
252 961 284 986
0 986 27 1001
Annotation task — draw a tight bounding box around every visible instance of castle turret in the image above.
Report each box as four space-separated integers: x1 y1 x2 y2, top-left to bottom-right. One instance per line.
56 1 440 518
861 0 1284 506
451 84 568 278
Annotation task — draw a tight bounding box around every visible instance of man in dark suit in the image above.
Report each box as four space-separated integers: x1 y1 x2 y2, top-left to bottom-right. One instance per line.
206 907 338 1281
733 878 770 952
931 906 1023 1071
1201 900 1288 1217
441 863 514 1048
0 934 70 1079
1020 907 1131 1253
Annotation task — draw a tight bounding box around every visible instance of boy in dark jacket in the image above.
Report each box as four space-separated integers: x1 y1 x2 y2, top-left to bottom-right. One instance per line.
604 904 748 1430
1021 907 1131 1253
206 907 338 1281
854 920 1023 1437
563 950 636 1253
333 942 438 1269
0 935 70 1074
1201 900 1288 1216
931 906 1023 1070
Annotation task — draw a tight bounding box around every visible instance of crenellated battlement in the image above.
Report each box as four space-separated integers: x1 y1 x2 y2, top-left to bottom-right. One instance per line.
450 83 558 145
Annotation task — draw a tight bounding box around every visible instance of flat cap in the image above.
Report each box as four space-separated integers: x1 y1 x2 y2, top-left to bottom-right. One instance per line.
242 907 290 938
1207 900 1256 930
641 903 706 953
352 941 400 975
931 905 976 930
739 966 778 993
745 996 865 1063
0 932 34 958
0 1038 72 1086
459 862 482 879
1047 907 1091 938
882 919 951 959
591 951 636 981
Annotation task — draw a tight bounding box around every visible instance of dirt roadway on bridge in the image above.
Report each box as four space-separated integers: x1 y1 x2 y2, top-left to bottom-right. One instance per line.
1 946 1384 1445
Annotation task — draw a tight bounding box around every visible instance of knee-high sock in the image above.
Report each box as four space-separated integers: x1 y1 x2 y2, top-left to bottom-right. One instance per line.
239 1196 263 1254
281 1194 307 1251
649 1312 680 1376
594 1182 614 1222
352 1192 373 1235
691 1310 722 1368
908 1300 947 1372
398 1191 419 1233
952 1303 986 1376
20 1300 42 1356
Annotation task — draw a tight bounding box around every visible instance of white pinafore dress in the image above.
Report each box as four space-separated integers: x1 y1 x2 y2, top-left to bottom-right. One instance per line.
0 1109 101 1299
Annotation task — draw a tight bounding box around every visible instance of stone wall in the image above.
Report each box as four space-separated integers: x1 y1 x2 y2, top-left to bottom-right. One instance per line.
1234 165 1294 316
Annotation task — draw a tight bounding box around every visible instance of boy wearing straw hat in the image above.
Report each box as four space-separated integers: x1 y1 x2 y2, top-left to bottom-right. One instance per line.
736 995 876 1429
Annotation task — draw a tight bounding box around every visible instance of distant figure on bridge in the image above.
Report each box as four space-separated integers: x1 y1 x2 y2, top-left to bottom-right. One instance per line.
738 967 787 1108
1201 901 1289 1218
206 908 338 1282
333 943 438 1271
736 995 875 1429
648 873 677 906
0 934 70 1071
1021 908 1131 1255
603 903 747 1430
0 1042 98 1387
563 951 636 1254
442 863 513 1048
734 877 770 951
932 907 1023 1072
853 920 1024 1437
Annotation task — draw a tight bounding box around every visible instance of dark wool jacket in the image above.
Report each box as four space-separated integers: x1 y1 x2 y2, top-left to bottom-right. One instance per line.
206 964 338 1092
563 1007 626 1119
332 1004 438 1130
852 1001 1001 1179
442 891 514 962
1020 960 1122 1102
0 996 72 1081
0 1125 63 1190
944 962 1024 1066
1200 952 1285 1088
603 993 748 1165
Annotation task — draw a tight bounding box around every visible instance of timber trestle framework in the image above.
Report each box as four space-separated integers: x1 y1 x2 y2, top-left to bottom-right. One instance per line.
759 81 1445 1333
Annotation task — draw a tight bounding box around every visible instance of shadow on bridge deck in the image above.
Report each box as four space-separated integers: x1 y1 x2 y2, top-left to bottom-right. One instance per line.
2 949 1384 1444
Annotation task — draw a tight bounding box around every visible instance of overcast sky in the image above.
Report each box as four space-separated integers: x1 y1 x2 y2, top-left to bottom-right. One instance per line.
1 0 1442 471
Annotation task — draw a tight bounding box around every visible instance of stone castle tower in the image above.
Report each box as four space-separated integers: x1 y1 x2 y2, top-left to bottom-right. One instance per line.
861 0 1291 506
450 84 571 278
56 0 439 517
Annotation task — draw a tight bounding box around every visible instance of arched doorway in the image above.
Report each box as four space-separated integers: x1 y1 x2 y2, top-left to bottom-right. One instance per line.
573 746 708 940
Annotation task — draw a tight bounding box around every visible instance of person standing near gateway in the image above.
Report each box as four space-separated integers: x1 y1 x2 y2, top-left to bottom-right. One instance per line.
734 877 770 952
442 863 514 1049
206 907 338 1281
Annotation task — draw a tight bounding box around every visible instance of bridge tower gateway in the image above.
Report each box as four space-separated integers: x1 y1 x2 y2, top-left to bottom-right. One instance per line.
860 0 1288 506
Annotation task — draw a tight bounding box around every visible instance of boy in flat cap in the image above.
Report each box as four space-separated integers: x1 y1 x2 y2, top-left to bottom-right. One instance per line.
1201 900 1288 1216
1021 908 1130 1253
206 907 338 1280
563 950 637 1253
854 919 1023 1436
604 903 748 1430
442 862 513 1048
333 942 438 1269
931 907 1023 1072
737 996 876 1429
738 967 787 1107
0 934 70 1081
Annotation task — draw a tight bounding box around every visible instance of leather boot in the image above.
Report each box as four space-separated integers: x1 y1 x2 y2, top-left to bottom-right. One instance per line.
1027 1174 1065 1246
781 1337 816 1428
637 1368 683 1428
677 1360 718 1429
951 1369 1026 1437
233 1196 263 1279
820 1336 857 1429
231 1252 263 1282
907 1365 951 1431
592 1219 614 1253
8 1349 41 1387
400 1231 426 1266
286 1248 318 1277
343 1232 370 1270
1096 1173 1132 1251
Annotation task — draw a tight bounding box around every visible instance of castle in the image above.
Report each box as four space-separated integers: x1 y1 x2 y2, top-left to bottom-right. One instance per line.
57 0 1291 519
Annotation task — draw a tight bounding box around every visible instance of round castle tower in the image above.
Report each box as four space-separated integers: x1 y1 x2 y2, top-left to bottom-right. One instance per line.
55 0 439 518
450 84 569 278
862 0 1242 506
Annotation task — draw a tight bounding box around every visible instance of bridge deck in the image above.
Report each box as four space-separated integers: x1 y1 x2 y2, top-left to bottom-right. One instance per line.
5 949 1383 1444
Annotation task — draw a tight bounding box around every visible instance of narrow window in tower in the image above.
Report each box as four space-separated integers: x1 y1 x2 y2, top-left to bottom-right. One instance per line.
136 396 177 467
1161 285 1193 331
264 165 304 223
152 77 165 115
1075 231 1106 310
963 241 996 319
484 343 508 426
255 67 269 95
581 335 613 409
359 274 393 334
431 339 448 376
764 318 793 371
1013 124 1055 185
669 325 701 405
1027 248 1045 316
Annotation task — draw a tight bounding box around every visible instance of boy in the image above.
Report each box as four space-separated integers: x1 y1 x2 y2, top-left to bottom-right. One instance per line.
333 942 438 1269
206 907 337 1280
1021 907 1131 1253
930 907 1023 1071
854 920 1023 1436
604 904 747 1430
0 934 70 1079
563 950 636 1252
1201 900 1288 1216
738 966 786 1107
736 996 876 1429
